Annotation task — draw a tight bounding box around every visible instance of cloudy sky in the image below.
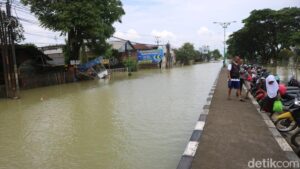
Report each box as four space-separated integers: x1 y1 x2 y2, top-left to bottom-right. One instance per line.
7 0 300 51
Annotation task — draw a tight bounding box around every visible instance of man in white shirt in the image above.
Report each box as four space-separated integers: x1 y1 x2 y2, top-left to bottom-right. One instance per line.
227 56 244 101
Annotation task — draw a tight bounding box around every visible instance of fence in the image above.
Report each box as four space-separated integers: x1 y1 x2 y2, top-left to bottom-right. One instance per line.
0 85 5 98
0 67 135 96
19 71 76 90
108 68 128 74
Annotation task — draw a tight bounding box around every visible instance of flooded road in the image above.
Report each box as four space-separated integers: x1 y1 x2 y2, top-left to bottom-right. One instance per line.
0 62 221 169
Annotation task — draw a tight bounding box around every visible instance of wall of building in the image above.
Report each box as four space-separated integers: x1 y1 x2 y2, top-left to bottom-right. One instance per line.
43 48 65 66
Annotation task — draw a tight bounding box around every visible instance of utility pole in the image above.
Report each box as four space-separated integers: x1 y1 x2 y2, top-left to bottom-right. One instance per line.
155 36 161 46
0 0 19 99
0 10 10 97
166 43 171 68
213 21 236 67
6 0 19 98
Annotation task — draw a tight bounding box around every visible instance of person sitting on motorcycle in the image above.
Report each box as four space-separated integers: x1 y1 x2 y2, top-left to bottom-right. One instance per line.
255 78 267 102
261 75 279 116
244 67 252 99
288 75 299 87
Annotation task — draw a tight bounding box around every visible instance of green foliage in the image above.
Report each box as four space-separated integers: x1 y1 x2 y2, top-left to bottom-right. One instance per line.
174 43 197 64
291 32 300 45
294 46 300 56
123 58 138 72
278 48 294 64
104 47 119 59
16 44 44 56
278 49 294 59
194 50 203 62
104 48 113 59
21 0 125 63
227 7 300 64
210 49 222 60
62 44 70 64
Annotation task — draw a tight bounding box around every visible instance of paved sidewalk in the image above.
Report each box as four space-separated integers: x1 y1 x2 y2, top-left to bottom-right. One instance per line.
192 68 293 169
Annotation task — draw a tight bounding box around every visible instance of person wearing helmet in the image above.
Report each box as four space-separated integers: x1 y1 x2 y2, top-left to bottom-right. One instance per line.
279 84 287 96
261 75 279 116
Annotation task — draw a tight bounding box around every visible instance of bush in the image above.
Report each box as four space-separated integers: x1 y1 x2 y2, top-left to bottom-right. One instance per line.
174 43 197 65
123 58 138 72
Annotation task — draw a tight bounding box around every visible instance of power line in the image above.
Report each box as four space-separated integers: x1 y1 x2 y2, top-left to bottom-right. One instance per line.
18 17 38 24
12 6 31 14
24 32 65 40
112 36 161 46
116 30 155 38
10 4 65 45
155 36 161 46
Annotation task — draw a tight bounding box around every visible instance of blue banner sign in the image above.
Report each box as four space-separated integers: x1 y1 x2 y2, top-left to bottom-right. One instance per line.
137 49 164 64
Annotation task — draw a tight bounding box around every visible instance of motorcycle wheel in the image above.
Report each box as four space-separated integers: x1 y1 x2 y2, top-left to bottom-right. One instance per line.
291 130 300 148
274 118 297 132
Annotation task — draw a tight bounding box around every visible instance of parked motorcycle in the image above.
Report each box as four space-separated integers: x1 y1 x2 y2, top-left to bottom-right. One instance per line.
288 98 300 147
275 95 300 132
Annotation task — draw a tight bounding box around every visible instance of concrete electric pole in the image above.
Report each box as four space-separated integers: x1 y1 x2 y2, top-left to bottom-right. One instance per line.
213 21 236 67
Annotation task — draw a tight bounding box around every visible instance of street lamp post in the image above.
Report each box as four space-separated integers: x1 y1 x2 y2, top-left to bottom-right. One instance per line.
213 21 236 67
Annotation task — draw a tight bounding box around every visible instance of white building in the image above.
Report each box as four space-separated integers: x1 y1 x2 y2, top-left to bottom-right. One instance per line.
39 45 65 66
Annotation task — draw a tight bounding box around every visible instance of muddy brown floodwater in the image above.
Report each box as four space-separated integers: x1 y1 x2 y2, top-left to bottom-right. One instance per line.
0 62 221 169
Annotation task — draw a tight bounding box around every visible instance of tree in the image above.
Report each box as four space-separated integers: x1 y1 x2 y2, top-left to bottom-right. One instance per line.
210 49 222 60
194 50 203 62
278 48 294 65
104 46 118 59
174 43 197 65
227 7 300 64
21 0 125 63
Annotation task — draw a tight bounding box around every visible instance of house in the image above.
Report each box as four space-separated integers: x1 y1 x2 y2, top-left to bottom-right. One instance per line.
39 39 138 66
38 39 175 68
132 43 157 51
0 44 52 87
39 45 65 66
108 40 136 61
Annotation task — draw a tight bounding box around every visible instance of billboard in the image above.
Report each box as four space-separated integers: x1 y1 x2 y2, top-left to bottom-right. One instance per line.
137 49 164 64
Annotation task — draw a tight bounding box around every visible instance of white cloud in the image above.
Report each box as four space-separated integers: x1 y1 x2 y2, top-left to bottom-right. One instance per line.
15 0 298 50
115 0 297 51
20 18 65 46
151 30 176 40
114 29 140 40
196 26 221 49
195 26 235 50
197 27 214 37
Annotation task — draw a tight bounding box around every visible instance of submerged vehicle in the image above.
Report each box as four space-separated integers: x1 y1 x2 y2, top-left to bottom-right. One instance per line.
98 69 109 79
78 57 109 79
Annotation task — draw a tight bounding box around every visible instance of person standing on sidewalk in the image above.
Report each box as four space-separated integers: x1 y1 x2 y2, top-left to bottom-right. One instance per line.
244 66 252 99
227 56 244 101
239 59 245 96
